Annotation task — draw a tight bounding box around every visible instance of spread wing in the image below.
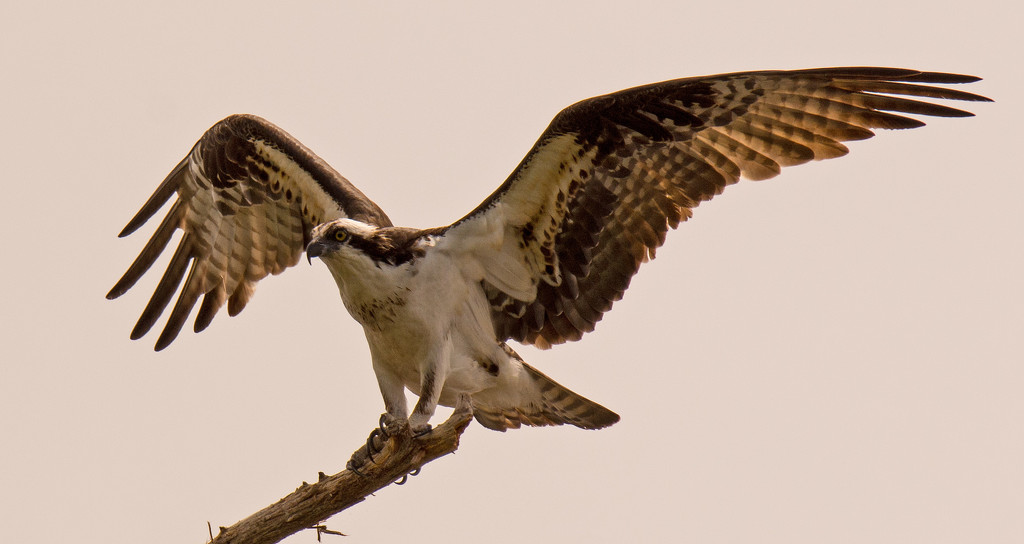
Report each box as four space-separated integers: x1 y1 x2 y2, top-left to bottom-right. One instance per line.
440 67 990 349
108 114 391 350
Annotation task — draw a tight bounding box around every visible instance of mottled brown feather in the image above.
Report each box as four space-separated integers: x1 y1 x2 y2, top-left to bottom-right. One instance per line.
111 114 392 350
472 356 619 431
457 67 989 349
112 69 989 354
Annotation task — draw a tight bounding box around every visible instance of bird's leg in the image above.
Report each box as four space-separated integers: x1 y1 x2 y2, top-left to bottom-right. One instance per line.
408 362 450 437
374 364 410 426
406 338 453 436
346 363 411 472
373 373 410 453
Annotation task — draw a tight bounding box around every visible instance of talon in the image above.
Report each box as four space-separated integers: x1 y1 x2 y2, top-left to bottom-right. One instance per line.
365 428 385 462
412 424 432 438
346 459 367 477
394 466 421 485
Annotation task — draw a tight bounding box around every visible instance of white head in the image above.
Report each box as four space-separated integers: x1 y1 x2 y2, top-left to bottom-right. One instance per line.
306 218 428 278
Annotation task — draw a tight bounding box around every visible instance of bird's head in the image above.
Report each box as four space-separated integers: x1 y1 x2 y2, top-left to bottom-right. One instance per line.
306 218 426 276
306 218 380 268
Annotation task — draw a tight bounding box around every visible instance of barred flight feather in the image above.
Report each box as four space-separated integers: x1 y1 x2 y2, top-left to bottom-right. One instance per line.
109 115 391 350
442 67 989 349
110 68 988 358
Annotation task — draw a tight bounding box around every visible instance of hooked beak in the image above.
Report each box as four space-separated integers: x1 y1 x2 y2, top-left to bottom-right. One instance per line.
306 239 326 265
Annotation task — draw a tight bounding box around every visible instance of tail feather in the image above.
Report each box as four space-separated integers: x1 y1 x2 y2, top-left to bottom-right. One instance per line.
473 361 619 432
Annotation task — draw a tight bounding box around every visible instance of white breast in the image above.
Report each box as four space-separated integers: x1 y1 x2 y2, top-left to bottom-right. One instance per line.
324 238 506 398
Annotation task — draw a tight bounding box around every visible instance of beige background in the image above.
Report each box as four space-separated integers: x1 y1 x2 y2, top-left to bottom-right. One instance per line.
2 1 1020 543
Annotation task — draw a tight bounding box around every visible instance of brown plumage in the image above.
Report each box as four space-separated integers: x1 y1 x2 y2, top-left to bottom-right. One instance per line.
108 67 987 433
472 346 620 431
109 69 990 352
108 115 391 350
461 67 990 349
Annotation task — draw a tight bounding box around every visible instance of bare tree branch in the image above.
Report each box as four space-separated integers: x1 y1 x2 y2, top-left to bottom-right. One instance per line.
208 400 474 544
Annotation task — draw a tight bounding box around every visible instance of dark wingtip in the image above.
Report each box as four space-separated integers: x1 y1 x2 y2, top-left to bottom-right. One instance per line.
907 72 993 102
929 106 977 118
116 216 148 238
905 71 982 84
129 326 148 341
107 276 137 301
594 409 621 429
154 331 176 351
118 157 189 238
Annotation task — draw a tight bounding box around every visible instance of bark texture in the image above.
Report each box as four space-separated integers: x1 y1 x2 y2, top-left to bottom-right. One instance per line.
208 402 474 544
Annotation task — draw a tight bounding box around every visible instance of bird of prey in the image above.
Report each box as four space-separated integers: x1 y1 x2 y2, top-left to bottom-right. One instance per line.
108 67 989 434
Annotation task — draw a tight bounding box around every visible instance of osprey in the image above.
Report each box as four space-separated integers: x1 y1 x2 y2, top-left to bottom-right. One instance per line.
108 67 988 433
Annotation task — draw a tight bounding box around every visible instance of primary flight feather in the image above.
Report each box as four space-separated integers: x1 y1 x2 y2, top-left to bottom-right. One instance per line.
108 67 989 432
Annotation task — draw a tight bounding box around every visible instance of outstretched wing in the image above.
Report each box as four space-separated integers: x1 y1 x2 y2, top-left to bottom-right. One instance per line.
108 114 391 350
440 67 990 349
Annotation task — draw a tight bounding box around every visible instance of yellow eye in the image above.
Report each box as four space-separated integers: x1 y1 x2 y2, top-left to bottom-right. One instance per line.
333 230 348 242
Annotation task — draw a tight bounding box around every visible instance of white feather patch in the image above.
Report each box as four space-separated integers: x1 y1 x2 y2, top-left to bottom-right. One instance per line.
441 133 585 302
438 202 537 301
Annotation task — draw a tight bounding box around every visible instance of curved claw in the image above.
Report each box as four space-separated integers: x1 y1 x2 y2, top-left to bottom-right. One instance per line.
394 467 421 486
346 460 367 478
364 428 385 463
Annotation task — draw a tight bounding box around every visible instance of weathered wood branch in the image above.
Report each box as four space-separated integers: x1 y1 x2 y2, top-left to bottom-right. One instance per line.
208 400 474 544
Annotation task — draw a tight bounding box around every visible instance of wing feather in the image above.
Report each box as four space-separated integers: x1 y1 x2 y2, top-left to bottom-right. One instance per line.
110 114 391 349
107 200 185 299
118 159 185 238
442 67 989 348
130 232 194 340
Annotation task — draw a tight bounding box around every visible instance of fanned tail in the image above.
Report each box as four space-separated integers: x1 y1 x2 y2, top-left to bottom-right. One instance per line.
472 346 619 431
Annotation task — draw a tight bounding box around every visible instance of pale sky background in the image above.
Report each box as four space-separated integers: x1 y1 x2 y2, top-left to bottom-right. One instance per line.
2 2 1020 543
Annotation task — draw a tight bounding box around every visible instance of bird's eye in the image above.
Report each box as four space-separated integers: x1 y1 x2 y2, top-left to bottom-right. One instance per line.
333 230 348 242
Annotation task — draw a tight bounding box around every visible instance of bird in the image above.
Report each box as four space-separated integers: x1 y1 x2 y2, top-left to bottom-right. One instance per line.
108 67 989 434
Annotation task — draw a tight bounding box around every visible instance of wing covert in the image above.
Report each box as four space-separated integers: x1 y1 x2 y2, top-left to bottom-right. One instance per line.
108 114 391 350
444 67 990 348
